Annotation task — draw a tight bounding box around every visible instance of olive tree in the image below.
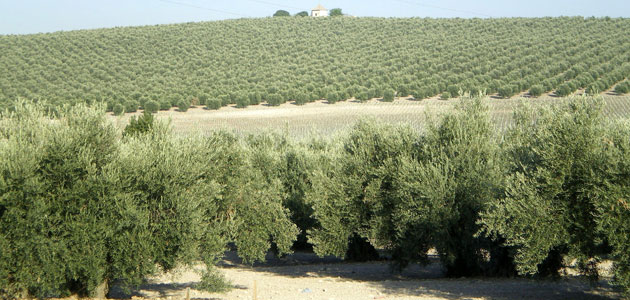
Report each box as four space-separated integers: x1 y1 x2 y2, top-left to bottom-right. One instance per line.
144 100 159 113
479 96 621 280
0 103 139 298
330 8 343 17
498 85 516 98
307 98 513 275
615 82 630 94
273 10 290 17
177 99 190 112
306 119 416 261
413 98 512 276
113 103 124 115
594 121 630 295
0 102 299 299
235 94 249 108
529 85 543 97
206 99 222 110
383 90 395 102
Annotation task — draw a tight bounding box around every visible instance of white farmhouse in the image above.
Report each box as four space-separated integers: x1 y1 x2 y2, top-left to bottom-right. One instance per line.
311 4 329 17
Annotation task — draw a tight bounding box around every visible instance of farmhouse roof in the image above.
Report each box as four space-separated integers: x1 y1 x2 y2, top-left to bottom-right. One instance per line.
312 4 327 11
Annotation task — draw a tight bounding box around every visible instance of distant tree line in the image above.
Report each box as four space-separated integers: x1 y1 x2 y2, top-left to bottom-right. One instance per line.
273 8 343 17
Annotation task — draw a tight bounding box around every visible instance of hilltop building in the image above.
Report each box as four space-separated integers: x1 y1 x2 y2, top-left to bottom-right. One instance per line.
311 4 329 17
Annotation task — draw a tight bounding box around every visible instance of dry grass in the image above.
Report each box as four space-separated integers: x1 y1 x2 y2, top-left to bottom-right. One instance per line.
109 95 630 138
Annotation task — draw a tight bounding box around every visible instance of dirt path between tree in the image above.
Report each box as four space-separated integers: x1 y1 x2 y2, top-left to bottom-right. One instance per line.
106 252 622 300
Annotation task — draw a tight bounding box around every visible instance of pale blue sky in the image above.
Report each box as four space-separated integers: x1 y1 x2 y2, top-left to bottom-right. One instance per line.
1 0 629 35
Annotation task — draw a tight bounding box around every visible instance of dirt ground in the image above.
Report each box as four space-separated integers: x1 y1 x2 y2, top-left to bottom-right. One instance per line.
106 252 622 300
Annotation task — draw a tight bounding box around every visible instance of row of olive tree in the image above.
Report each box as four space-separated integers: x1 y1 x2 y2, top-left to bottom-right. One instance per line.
479 97 630 286
2 96 630 298
303 96 630 294
0 102 297 298
273 8 343 17
305 99 512 275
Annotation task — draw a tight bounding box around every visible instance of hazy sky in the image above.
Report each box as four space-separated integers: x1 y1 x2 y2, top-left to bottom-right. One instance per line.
1 0 629 35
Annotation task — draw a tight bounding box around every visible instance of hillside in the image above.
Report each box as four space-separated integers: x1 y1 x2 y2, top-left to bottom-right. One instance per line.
1 17 629 111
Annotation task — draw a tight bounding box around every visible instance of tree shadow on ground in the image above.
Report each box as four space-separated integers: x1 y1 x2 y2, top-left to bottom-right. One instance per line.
367 277 620 300
220 250 442 280
224 251 621 300
108 282 198 299
108 279 247 299
108 251 622 300
217 249 341 268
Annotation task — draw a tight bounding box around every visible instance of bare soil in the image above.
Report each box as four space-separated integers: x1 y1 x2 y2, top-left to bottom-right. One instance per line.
104 252 622 300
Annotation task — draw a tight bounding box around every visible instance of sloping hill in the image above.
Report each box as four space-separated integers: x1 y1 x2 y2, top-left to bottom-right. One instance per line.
1 17 629 111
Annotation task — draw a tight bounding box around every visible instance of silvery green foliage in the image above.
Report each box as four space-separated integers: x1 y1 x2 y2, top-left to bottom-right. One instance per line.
306 119 419 261
307 98 512 275
113 123 224 275
3 97 630 297
594 121 630 295
200 131 298 264
0 102 298 298
479 96 626 282
0 102 129 297
415 98 510 276
244 132 314 250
